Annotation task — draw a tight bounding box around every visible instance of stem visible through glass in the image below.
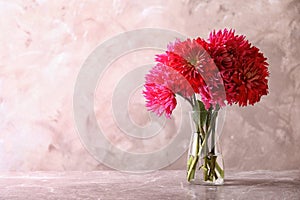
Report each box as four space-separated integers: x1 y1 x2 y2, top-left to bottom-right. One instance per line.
187 100 224 183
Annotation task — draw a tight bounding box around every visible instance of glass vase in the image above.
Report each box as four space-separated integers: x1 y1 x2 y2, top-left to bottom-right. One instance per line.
187 109 224 185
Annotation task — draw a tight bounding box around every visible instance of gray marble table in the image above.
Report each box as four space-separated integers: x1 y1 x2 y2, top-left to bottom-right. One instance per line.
0 170 299 200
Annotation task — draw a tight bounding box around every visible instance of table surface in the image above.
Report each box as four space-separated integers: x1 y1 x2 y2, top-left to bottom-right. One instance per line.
0 170 299 200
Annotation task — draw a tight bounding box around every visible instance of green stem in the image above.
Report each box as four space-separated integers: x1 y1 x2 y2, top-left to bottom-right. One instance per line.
210 109 217 155
187 102 224 183
187 132 200 181
215 162 224 178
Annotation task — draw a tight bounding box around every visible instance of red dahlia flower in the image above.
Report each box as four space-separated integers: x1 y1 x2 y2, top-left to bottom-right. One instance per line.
155 39 223 109
206 29 269 106
155 39 209 94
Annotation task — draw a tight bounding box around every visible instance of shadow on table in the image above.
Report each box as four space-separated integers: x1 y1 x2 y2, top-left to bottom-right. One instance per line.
223 178 300 186
184 178 300 199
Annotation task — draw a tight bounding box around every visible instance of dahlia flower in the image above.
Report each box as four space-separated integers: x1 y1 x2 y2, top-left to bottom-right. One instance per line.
206 29 269 106
155 39 224 109
155 39 209 94
145 63 194 98
143 83 177 118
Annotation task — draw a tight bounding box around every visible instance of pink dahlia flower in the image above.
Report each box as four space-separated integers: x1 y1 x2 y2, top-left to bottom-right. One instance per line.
145 63 195 98
143 83 177 118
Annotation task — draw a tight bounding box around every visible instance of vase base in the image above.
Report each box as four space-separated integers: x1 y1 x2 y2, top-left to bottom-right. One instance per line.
188 178 224 185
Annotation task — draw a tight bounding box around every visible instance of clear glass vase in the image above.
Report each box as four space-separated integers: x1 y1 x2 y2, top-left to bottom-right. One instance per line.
187 109 224 185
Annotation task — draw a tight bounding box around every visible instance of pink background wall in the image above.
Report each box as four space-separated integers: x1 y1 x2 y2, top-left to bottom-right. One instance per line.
0 0 299 171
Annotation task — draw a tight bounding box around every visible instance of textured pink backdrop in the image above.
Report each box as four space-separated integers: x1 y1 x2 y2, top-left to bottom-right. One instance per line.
0 0 299 171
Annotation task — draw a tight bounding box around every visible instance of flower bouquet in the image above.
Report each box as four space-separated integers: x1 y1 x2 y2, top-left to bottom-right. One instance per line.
143 29 269 184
